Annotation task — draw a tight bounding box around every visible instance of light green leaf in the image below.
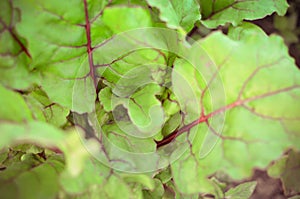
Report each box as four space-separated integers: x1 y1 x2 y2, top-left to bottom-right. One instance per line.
43 104 69 127
127 84 165 136
267 155 288 178
170 23 300 194
102 6 152 33
162 112 181 137
99 87 113 112
25 90 69 126
143 178 164 199
171 152 215 194
0 155 64 199
146 0 201 33
0 121 65 148
60 129 100 176
225 181 257 199
103 175 132 199
122 174 155 190
60 158 110 194
24 94 47 122
280 150 300 195
11 0 111 113
0 0 39 90
0 84 32 122
200 0 289 28
41 74 96 114
103 123 156 153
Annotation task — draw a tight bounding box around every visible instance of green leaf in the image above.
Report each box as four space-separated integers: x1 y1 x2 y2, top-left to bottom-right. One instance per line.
162 112 181 137
0 121 65 148
170 23 300 194
99 87 113 112
60 158 109 194
142 178 164 199
43 104 69 127
280 150 300 195
103 123 156 153
155 167 172 183
0 84 32 122
103 175 132 199
11 0 107 113
1 0 300 197
59 129 100 176
41 74 96 114
122 174 155 190
171 152 215 194
25 89 69 126
0 0 39 90
0 155 64 199
225 181 257 199
267 155 288 178
200 0 289 28
146 0 201 33
24 94 47 122
127 84 165 137
102 6 152 33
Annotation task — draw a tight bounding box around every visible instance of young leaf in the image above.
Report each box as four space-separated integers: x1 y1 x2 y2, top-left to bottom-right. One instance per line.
146 0 201 33
200 0 289 28
225 181 257 199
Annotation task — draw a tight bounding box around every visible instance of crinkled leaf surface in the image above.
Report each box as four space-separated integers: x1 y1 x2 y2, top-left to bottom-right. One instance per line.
25 89 69 127
102 123 156 153
170 23 300 194
200 0 289 28
9 0 111 113
1 0 300 198
146 0 201 32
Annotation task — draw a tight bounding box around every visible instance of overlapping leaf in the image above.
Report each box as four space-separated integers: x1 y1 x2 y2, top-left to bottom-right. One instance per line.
200 0 289 28
1 0 300 198
146 0 201 33
170 23 300 194
9 0 112 113
0 154 64 199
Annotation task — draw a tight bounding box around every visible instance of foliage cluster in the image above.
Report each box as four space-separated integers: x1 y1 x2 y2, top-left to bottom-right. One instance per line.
0 0 300 198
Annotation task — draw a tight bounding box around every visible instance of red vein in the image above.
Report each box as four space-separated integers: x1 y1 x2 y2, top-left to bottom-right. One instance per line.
2 1 32 58
206 0 258 20
9 28 32 58
95 51 136 67
0 18 31 58
83 0 97 89
156 85 300 148
237 57 284 100
200 55 230 117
